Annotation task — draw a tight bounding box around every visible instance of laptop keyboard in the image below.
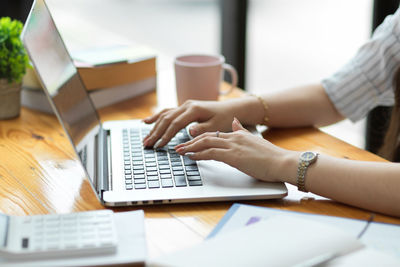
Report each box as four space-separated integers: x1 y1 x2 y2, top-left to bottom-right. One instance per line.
122 127 203 190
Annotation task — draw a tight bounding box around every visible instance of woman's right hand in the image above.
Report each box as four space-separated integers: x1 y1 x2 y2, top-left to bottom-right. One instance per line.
143 97 262 148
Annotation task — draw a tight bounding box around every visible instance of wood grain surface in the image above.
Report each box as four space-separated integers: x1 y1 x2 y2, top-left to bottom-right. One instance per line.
0 89 399 258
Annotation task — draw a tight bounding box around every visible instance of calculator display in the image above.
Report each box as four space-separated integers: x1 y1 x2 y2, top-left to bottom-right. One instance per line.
0 214 9 248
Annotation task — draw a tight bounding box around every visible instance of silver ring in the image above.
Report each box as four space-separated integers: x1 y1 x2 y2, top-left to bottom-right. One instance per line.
216 131 220 138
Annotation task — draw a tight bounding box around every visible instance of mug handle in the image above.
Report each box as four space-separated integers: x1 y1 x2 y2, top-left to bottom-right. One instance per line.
220 63 238 96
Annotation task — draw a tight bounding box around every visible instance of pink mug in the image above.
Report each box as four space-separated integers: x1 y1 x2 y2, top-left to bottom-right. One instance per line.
174 54 238 105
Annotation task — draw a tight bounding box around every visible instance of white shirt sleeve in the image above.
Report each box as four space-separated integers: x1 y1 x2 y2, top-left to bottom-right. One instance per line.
322 8 400 122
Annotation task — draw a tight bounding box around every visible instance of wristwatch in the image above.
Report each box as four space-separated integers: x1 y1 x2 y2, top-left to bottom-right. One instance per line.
297 151 319 192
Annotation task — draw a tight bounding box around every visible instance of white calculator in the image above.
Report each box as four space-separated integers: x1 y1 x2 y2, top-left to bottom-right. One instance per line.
0 209 118 260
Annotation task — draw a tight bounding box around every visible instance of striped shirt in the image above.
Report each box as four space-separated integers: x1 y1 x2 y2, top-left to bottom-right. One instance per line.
322 8 400 122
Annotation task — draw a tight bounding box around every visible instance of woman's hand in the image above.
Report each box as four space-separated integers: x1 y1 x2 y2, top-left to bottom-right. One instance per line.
175 118 299 183
143 97 264 148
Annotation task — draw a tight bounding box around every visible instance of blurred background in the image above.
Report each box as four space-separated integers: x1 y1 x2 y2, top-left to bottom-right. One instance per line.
2 0 395 150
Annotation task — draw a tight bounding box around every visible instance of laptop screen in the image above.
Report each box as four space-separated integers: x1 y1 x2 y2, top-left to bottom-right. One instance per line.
22 0 101 183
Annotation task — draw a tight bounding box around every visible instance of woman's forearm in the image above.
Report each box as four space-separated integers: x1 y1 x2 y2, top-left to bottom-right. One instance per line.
281 152 400 217
259 84 345 128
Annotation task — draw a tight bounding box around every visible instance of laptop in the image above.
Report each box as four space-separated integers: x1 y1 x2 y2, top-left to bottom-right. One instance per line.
22 0 287 207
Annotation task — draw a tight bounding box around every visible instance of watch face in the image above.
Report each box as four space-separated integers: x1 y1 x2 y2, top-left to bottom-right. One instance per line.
300 151 317 161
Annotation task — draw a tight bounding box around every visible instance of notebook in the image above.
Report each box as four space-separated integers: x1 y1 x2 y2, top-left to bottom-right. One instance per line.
21 0 287 206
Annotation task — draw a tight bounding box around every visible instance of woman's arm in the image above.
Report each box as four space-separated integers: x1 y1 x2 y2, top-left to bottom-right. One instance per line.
143 83 344 147
176 118 400 217
297 153 400 217
261 84 345 128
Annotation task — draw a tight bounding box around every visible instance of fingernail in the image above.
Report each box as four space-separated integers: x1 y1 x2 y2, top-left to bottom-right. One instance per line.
153 138 163 149
176 147 185 154
184 152 195 157
189 127 197 136
175 144 183 150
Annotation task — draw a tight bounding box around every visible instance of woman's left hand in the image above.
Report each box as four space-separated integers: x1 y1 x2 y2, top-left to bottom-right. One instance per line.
175 118 298 183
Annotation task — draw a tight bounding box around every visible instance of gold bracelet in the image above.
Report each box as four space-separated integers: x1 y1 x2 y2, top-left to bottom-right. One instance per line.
249 93 269 124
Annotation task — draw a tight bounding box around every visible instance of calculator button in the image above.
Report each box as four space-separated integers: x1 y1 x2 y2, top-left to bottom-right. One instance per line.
22 238 29 249
148 180 160 188
135 183 146 189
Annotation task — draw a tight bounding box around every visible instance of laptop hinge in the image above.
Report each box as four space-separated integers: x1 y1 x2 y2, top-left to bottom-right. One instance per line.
96 127 110 193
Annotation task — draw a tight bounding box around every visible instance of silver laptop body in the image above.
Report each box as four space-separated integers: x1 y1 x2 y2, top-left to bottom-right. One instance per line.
22 0 287 207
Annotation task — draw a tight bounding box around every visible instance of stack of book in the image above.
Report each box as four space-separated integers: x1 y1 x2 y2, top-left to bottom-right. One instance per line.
22 44 157 113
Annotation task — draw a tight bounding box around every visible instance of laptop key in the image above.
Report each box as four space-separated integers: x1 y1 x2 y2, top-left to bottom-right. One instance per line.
158 164 170 170
146 167 157 172
187 175 201 181
172 166 183 171
161 179 174 188
171 162 183 167
160 174 172 179
186 171 200 176
133 174 145 179
147 171 158 176
125 179 133 185
173 171 184 176
133 169 145 175
147 175 159 181
125 175 132 179
157 160 169 165
134 179 146 184
133 165 144 170
148 180 160 188
183 157 196 166
157 156 168 161
174 175 187 187
188 180 203 186
159 169 171 174
185 165 199 171
135 184 146 189
125 184 133 190
145 162 157 167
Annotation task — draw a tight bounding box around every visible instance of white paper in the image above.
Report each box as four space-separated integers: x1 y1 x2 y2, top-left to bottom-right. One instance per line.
209 204 400 260
327 248 400 267
147 215 363 267
209 204 367 238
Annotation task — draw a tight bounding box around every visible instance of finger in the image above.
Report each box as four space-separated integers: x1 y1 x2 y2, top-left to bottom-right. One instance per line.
232 117 249 132
189 120 214 137
143 108 172 124
155 109 200 148
176 135 230 155
143 109 173 144
175 131 230 150
189 119 220 137
187 147 228 162
144 108 186 147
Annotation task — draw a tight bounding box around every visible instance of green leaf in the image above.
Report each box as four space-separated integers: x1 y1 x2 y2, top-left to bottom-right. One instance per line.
0 17 30 83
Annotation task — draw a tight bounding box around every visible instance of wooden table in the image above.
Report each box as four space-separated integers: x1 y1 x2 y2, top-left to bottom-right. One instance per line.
1 89 399 258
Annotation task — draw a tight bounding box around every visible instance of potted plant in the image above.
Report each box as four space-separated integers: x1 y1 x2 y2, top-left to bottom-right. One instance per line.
0 17 30 119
